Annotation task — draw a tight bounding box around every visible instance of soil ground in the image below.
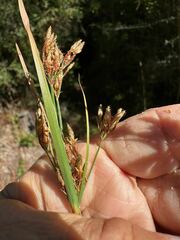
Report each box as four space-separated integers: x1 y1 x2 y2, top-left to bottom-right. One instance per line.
0 105 43 190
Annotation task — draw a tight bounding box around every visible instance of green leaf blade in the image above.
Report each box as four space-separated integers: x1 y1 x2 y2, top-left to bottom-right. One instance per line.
18 0 80 214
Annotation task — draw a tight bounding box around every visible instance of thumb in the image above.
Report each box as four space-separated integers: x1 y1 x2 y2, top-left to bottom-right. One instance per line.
0 199 178 240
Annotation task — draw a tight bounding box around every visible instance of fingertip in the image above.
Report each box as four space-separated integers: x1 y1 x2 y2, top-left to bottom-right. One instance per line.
156 104 180 141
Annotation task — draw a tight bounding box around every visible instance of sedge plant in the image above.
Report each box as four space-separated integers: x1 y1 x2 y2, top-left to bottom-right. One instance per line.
17 0 125 214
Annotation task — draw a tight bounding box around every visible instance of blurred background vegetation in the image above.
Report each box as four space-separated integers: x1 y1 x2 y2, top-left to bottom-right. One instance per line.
0 0 179 120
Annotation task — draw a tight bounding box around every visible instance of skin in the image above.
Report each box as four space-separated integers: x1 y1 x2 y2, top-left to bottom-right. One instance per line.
0 104 180 240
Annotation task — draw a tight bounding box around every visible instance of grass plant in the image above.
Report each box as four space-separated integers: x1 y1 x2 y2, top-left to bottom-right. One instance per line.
17 0 125 214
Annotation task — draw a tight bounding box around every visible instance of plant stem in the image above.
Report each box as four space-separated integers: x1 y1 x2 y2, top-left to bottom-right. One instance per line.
50 85 56 107
87 140 102 180
55 96 63 131
87 133 106 180
78 78 90 202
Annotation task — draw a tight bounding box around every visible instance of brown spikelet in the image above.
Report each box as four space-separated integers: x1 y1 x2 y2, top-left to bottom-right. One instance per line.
65 123 78 166
63 62 75 77
63 39 85 69
71 39 85 54
110 108 126 131
56 167 67 194
103 106 112 132
42 26 63 96
66 123 76 143
97 104 103 130
36 102 50 150
98 104 103 118
65 123 83 190
42 27 84 97
97 105 125 138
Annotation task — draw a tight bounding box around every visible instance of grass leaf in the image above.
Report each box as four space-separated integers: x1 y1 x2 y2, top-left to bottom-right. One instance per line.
18 0 80 214
78 76 90 202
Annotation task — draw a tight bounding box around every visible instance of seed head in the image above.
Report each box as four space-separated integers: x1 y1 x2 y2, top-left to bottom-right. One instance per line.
110 108 126 131
66 123 77 145
63 62 75 77
103 106 112 132
97 105 125 138
36 102 50 149
98 104 103 118
71 39 85 54
63 39 85 68
42 26 63 95
65 123 83 190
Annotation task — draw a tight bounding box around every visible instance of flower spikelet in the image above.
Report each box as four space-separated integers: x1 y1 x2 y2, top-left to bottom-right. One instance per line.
42 26 63 96
36 102 50 150
97 105 125 138
63 40 85 69
65 124 83 190
42 27 85 97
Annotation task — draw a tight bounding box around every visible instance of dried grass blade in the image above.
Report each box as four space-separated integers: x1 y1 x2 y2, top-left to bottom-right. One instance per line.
16 43 39 100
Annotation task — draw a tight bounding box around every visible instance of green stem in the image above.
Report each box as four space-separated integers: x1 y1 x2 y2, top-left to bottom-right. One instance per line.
50 84 56 107
87 141 102 180
56 131 80 214
78 78 90 202
55 96 63 131
87 133 106 180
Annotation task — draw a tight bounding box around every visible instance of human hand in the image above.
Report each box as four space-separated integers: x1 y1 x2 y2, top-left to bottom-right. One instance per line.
0 105 179 239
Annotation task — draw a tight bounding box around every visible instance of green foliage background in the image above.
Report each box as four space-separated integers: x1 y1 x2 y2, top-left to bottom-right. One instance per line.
0 0 179 117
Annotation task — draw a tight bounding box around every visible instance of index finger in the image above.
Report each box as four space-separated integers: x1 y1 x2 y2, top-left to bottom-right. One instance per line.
102 104 180 179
